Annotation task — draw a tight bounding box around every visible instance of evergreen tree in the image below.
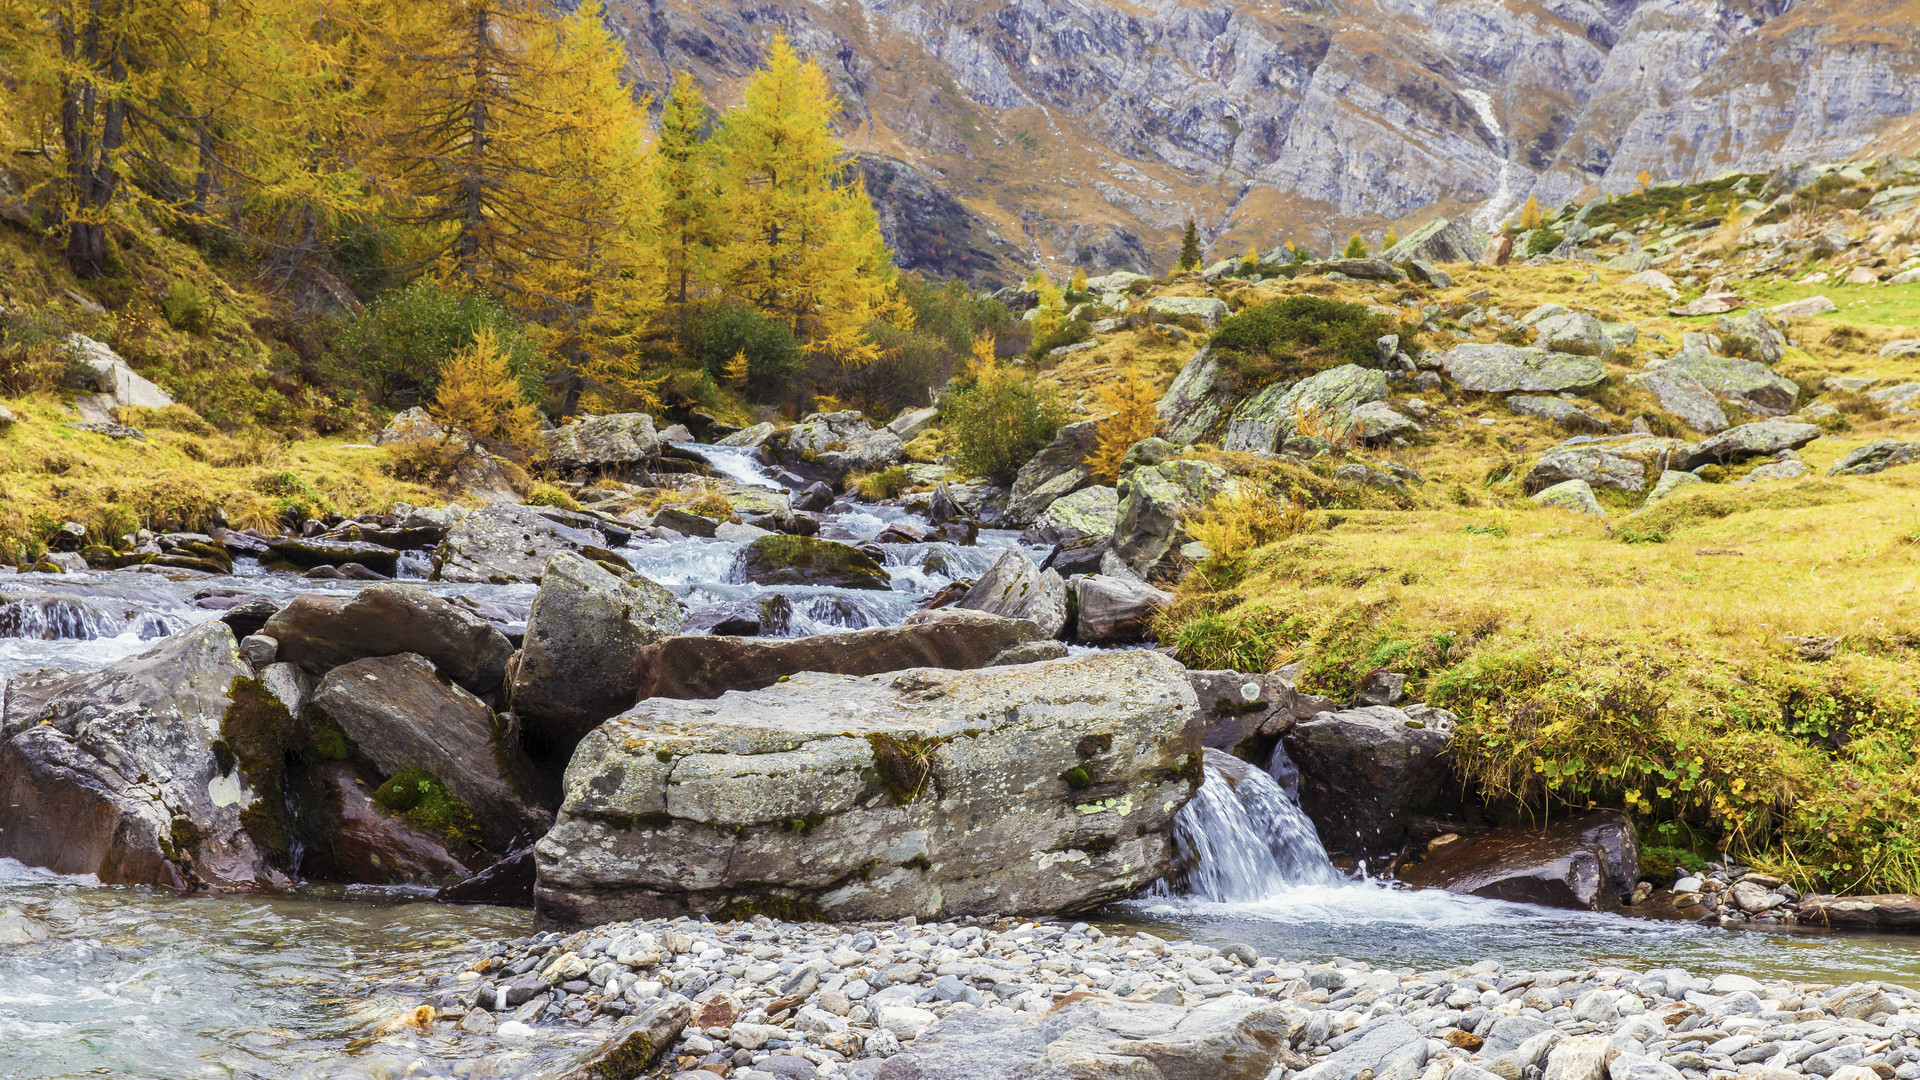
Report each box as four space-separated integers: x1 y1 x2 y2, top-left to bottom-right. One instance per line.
1343 234 1368 258
1178 219 1202 271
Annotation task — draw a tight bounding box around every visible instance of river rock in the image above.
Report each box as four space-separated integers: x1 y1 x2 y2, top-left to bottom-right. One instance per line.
738 535 892 591
1676 421 1819 469
264 538 401 576
821 428 907 478
1156 346 1238 446
874 993 1302 1080
956 549 1068 637
261 584 514 694
1438 345 1606 393
1653 354 1798 416
1523 437 1687 495
1828 440 1920 476
543 413 660 478
539 998 691 1080
437 847 536 905
508 552 683 752
1021 484 1118 546
1383 217 1489 264
1187 670 1330 763
1398 810 1639 911
1071 574 1172 643
634 609 1048 700
310 653 550 850
1626 369 1728 434
533 651 1201 922
1796 894 1920 931
0 622 294 889
1005 421 1100 525
1222 364 1389 451
786 411 874 458
1283 706 1457 861
1112 458 1240 578
434 503 612 584
297 762 474 886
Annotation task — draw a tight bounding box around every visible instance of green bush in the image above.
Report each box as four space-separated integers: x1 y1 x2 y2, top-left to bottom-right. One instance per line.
161 281 211 334
1209 296 1407 388
691 303 801 402
940 368 1065 484
328 279 537 406
1027 318 1092 360
1526 228 1566 257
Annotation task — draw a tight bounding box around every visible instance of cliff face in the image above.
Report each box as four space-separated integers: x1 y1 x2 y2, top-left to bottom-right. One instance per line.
600 0 1920 283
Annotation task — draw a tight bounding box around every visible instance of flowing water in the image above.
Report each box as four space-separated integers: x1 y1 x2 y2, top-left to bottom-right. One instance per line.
3 442 1919 1077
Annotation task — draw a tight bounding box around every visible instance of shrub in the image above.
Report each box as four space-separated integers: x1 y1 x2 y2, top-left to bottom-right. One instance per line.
0 307 79 395
433 328 541 456
1088 368 1162 483
691 303 801 402
1209 296 1406 388
160 281 212 334
525 484 580 511
940 360 1065 484
1028 318 1092 361
1187 487 1312 561
852 466 909 501
329 279 537 406
1526 228 1566 257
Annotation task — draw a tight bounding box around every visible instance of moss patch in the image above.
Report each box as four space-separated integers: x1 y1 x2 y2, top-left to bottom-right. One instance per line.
714 894 829 923
220 675 302 865
866 733 949 805
373 766 481 848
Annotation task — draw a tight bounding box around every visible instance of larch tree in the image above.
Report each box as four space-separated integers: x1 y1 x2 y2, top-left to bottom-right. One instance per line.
654 72 717 341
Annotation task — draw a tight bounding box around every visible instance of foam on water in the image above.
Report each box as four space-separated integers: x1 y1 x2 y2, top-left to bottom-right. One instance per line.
676 443 785 490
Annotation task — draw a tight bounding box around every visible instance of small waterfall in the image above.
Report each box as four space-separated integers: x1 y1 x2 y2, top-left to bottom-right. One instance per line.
0 595 185 641
676 443 785 490
1167 747 1340 902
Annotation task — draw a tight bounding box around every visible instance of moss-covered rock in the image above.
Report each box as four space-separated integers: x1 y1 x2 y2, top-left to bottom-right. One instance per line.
737 535 891 591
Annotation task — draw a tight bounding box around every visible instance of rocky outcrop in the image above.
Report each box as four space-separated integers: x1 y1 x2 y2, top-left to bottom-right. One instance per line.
1283 705 1459 861
737 535 892 591
634 609 1047 700
1222 365 1388 451
1113 459 1241 579
1004 421 1099 526
1071 574 1172 643
1156 346 1238 446
260 584 515 694
1830 441 1920 476
310 653 550 850
1437 345 1606 394
0 623 294 889
1383 218 1488 265
507 553 682 752
1523 437 1688 495
433 504 617 584
955 549 1068 638
533 652 1201 923
1676 421 1819 470
1398 811 1640 911
542 413 660 479
1020 484 1118 546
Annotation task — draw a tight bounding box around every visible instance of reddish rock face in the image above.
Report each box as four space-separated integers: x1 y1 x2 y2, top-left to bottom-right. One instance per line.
298 763 472 887
1397 810 1640 911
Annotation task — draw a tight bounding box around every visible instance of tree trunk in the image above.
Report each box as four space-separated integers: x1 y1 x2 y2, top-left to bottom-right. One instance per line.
57 7 128 279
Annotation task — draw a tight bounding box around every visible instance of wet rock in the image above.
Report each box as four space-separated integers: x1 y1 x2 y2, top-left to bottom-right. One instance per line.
264 538 401 576
1156 346 1238 446
634 608 1048 700
239 634 278 666
218 595 283 639
1112 458 1241 579
1070 574 1171 643
1438 345 1606 393
1041 532 1112 577
540 997 691 1080
1523 437 1687 495
310 653 550 850
1398 810 1639 911
1187 670 1327 761
434 504 613 584
1283 706 1458 861
298 762 473 886
0 622 294 889
738 535 892 591
1223 364 1389 451
955 548 1068 638
1005 421 1100 525
508 552 683 751
543 413 661 479
651 506 722 537
261 584 515 694
534 651 1201 923
1676 421 1818 470
1796 894 1920 931
1828 440 1920 476
793 482 836 513
437 847 536 906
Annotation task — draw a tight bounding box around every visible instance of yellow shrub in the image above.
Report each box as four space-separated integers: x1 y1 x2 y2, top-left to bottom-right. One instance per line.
1087 368 1162 483
434 328 540 454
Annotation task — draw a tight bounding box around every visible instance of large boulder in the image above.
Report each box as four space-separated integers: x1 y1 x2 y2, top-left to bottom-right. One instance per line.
67 333 175 419
635 608 1047 699
1021 484 1118 546
956 548 1068 638
737 535 892 590
507 552 683 752
1222 364 1388 452
1829 440 1920 476
1532 312 1608 356
1146 295 1229 328
1796 895 1920 931
1071 574 1172 643
542 413 660 478
296 762 474 887
1654 353 1798 416
260 584 515 694
820 428 906 478
1005 421 1100 525
0 623 295 889
310 653 550 850
1112 459 1240 578
433 503 614 584
1676 420 1819 470
533 651 1202 923
1187 670 1333 766
1523 437 1688 495
785 411 873 458
1156 346 1238 446
1382 217 1489 264
1715 310 1787 366
1532 479 1606 515
1397 810 1640 911
1283 705 1459 861
873 993 1304 1080
1627 369 1728 434
1437 345 1606 393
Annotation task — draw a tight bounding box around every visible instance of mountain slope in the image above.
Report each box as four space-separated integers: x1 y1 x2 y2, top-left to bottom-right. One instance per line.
599 0 1920 283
